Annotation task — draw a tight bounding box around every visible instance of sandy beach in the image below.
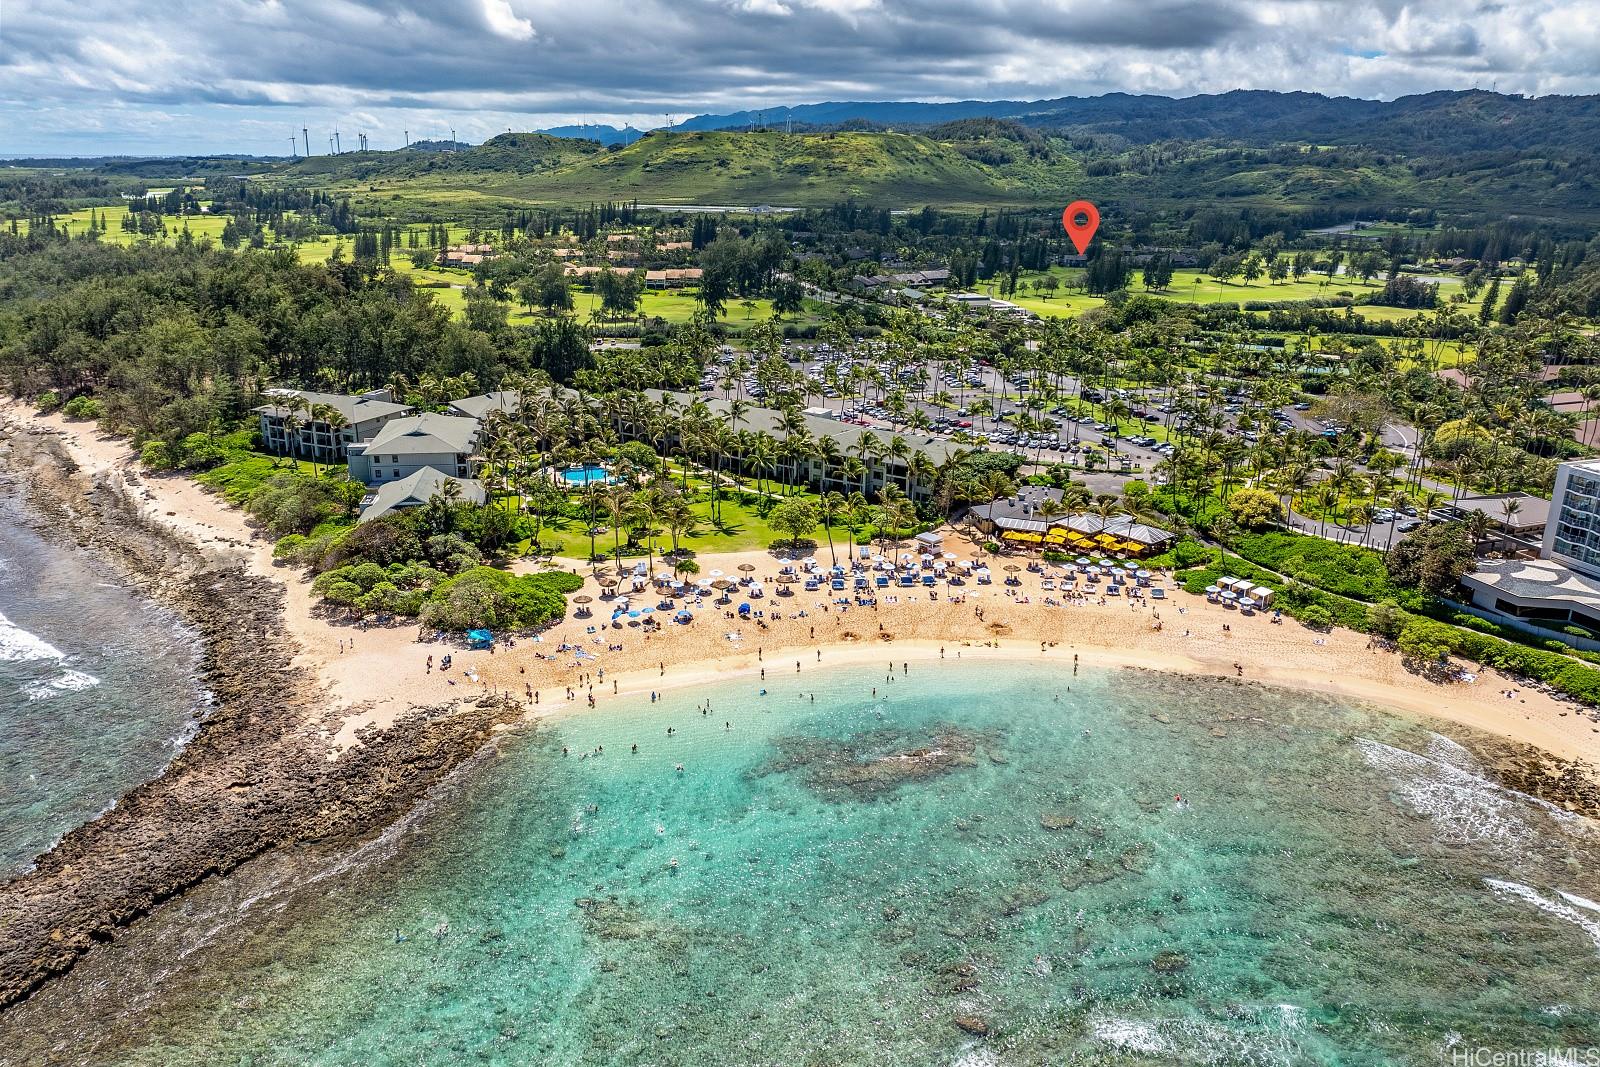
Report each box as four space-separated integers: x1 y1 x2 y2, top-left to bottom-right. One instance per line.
6 397 1599 770
5 396 1600 1014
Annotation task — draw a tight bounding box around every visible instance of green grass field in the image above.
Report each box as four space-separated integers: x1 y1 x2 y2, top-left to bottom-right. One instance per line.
966 266 1484 345
532 490 856 560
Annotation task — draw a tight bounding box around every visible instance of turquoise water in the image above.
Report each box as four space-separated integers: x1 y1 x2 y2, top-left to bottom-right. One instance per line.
560 464 611 485
6 661 1600 1065
0 482 204 874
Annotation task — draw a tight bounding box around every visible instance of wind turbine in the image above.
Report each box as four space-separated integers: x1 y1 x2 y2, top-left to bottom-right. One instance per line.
334 130 341 154
303 126 310 156
290 136 298 158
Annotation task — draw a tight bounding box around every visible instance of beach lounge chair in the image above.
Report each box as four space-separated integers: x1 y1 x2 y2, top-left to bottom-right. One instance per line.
830 578 846 591
921 574 936 587
1150 587 1166 600
876 575 889 588
804 578 820 592
1106 585 1122 596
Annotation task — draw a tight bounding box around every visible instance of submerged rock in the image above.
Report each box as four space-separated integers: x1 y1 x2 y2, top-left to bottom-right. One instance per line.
1060 861 1119 891
999 884 1050 916
1151 950 1189 974
1039 813 1077 831
954 1014 990 1036
754 724 994 801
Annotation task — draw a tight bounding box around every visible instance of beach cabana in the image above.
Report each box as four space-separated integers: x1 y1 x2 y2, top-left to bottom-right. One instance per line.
1249 585 1275 607
466 629 493 649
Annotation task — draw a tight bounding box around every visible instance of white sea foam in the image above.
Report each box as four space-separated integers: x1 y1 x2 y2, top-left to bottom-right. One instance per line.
1486 879 1600 955
1557 890 1600 914
23 668 101 700
1356 737 1541 846
1090 1015 1172 1055
950 1049 998 1067
1424 732 1479 772
0 610 67 663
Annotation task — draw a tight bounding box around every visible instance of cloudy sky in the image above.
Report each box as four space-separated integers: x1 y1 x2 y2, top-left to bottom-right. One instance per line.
2 0 1597 156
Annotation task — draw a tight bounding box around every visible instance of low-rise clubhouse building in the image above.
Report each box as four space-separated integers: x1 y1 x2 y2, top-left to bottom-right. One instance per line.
359 468 486 523
1462 459 1600 644
968 486 1174 557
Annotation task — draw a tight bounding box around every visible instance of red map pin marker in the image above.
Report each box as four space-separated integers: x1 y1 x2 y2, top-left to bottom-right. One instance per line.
1062 201 1100 255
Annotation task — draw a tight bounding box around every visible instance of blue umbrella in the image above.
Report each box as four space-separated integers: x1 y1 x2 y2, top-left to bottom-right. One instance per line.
628 610 641 618
641 606 655 614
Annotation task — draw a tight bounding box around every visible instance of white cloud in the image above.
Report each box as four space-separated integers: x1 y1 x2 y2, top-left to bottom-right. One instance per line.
1 0 1597 155
481 0 536 40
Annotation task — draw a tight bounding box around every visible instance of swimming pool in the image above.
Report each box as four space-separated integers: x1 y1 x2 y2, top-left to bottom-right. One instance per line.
559 465 610 485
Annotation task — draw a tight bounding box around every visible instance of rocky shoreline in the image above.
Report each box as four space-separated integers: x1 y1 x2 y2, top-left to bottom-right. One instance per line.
0 427 527 1010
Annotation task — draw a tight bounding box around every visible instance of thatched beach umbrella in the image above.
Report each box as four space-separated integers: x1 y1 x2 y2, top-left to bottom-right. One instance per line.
738 563 756 573
573 594 593 604
1004 564 1021 573
775 574 797 584
712 579 735 591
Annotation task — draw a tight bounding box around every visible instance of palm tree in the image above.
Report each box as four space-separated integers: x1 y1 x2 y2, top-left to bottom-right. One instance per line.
581 483 605 564
1496 498 1522 552
818 491 845 566
661 496 698 556
279 411 303 472
814 436 844 497
605 484 634 569
875 485 915 557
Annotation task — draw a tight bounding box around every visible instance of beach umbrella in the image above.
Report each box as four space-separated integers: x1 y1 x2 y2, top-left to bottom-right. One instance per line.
1221 590 1238 601
1136 569 1152 579
1076 556 1091 565
738 563 756 573
1205 585 1220 594
573 594 593 604
776 574 797 584
598 577 619 588
627 610 641 618
709 569 724 578
641 606 655 614
712 579 735 590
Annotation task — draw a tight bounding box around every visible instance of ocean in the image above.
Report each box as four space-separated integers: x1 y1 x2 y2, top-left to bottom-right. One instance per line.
4 657 1597 1065
0 484 205 875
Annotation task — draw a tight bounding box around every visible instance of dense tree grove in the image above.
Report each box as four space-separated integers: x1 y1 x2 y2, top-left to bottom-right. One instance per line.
0 233 589 446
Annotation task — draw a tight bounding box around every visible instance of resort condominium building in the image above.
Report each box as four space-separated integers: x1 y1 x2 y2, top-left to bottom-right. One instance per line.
255 388 412 463
346 413 483 486
1544 459 1600 578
